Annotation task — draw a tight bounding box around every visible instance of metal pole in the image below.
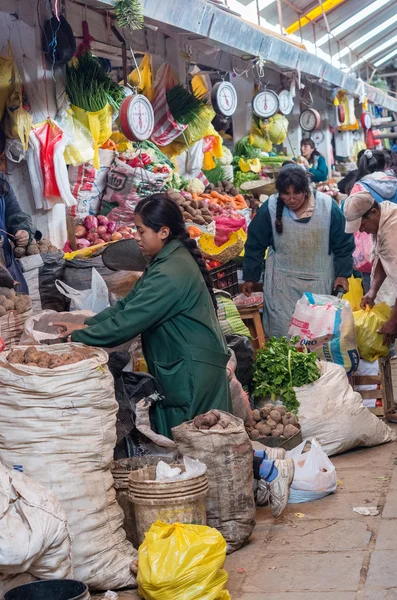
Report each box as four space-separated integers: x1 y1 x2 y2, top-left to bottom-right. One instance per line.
256 0 261 25
312 23 317 56
276 0 284 34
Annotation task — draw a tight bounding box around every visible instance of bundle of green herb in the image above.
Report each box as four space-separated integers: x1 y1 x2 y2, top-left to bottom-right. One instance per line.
253 337 320 414
66 51 125 113
114 0 143 30
166 85 208 126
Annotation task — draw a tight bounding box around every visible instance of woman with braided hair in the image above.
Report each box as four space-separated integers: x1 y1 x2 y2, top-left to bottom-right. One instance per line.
242 165 354 338
55 193 232 438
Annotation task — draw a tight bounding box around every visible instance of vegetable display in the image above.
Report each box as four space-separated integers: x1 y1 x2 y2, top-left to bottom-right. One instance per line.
193 410 235 431
14 238 58 258
73 215 134 248
0 289 32 316
247 404 301 440
253 337 320 414
166 190 214 226
166 85 208 127
7 347 86 368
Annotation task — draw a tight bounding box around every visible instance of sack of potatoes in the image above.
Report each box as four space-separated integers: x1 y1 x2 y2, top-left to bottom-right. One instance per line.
0 287 32 316
246 404 301 441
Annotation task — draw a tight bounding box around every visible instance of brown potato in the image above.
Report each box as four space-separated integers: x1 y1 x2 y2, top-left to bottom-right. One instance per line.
266 418 277 430
7 349 25 364
269 410 282 423
284 424 300 439
0 287 15 299
257 423 272 436
252 409 261 422
3 299 15 311
259 407 271 419
249 429 260 439
272 424 284 437
273 405 286 416
0 306 6 317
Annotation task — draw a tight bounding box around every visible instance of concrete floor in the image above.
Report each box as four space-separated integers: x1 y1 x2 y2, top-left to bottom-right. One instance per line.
95 427 397 599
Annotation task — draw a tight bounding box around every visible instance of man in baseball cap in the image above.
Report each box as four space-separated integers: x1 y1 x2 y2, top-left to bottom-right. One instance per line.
343 191 378 234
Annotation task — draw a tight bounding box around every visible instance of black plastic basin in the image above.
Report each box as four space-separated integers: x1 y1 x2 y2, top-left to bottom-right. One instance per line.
4 580 89 600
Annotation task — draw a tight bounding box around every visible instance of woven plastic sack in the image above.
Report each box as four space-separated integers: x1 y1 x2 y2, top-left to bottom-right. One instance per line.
137 521 230 600
68 149 114 219
343 276 363 312
0 302 32 350
288 292 359 375
0 343 138 589
151 89 187 147
286 439 337 503
172 412 255 554
353 231 373 273
216 294 251 338
297 361 396 456
72 104 112 169
354 303 392 362
0 461 73 598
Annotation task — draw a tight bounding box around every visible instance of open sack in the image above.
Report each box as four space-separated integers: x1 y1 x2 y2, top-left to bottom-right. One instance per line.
286 439 337 503
297 361 396 456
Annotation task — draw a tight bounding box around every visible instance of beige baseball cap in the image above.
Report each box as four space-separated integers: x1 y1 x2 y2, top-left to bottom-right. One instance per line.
344 192 375 234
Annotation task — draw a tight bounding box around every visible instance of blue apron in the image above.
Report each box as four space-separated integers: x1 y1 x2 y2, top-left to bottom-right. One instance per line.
0 195 28 294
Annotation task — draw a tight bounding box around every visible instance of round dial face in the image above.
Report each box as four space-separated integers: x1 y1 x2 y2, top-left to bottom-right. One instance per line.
213 82 238 116
300 109 317 132
312 130 325 144
363 112 372 130
253 90 279 118
124 95 154 141
278 90 293 115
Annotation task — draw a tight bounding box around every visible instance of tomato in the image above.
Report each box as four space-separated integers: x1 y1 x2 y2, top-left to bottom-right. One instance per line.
208 260 222 269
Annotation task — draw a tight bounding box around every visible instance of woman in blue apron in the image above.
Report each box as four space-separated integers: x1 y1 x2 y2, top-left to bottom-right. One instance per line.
242 165 354 338
0 175 35 294
300 139 328 183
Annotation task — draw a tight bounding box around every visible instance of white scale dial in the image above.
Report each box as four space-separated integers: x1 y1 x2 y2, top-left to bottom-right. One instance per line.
278 90 294 115
120 94 155 142
300 109 318 132
212 81 238 117
253 90 279 118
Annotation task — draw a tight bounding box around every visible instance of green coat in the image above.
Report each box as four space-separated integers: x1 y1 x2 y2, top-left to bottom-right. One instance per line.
72 240 232 438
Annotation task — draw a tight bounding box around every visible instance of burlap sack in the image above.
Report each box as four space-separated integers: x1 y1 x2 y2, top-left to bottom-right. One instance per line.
172 411 255 554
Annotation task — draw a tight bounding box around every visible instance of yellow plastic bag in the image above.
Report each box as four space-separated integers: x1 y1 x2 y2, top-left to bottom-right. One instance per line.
137 521 231 600
71 104 112 169
3 55 33 150
353 303 392 362
343 276 363 312
0 43 13 121
127 53 153 102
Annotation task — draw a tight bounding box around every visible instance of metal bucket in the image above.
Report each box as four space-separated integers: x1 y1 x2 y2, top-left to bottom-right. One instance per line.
4 580 90 600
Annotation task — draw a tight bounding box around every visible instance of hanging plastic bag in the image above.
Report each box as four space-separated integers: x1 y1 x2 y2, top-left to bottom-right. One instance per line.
0 43 13 121
32 119 63 200
57 108 94 166
55 268 109 312
353 231 373 273
137 521 230 600
343 276 363 312
72 103 112 169
127 53 153 102
3 55 33 150
152 63 177 98
286 439 337 503
151 89 187 147
288 293 359 375
353 303 392 362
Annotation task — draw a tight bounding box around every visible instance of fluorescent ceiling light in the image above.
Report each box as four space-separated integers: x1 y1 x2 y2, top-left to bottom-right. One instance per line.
336 12 397 59
374 47 397 67
316 0 392 47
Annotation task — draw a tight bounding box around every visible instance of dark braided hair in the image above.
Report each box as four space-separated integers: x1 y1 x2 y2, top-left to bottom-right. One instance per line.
135 193 217 311
275 165 311 235
357 149 386 180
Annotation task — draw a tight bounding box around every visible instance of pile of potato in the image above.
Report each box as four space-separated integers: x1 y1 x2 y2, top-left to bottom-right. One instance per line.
193 410 234 431
204 180 239 196
8 347 86 369
14 238 58 258
0 288 31 316
247 404 300 440
166 190 214 226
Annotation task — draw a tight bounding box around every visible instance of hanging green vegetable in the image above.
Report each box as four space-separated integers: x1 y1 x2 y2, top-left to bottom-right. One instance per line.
166 85 208 126
114 0 144 30
203 159 226 186
253 337 320 414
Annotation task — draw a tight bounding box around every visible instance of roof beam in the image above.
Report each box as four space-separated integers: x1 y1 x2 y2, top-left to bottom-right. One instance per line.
286 0 346 35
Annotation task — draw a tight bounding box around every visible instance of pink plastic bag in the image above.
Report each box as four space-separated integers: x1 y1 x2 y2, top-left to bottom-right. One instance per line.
353 231 373 274
214 215 247 246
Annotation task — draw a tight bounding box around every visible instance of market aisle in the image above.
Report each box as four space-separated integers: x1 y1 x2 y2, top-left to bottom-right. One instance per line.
94 431 397 599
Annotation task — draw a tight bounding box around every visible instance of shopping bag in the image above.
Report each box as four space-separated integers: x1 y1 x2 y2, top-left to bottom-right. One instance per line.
343 276 363 312
137 521 230 600
3 55 32 150
55 268 109 312
72 104 112 169
353 231 373 273
288 293 359 375
286 438 337 503
353 303 392 362
127 53 153 102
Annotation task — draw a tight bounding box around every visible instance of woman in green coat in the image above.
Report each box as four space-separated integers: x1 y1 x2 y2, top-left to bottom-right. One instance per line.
55 194 232 438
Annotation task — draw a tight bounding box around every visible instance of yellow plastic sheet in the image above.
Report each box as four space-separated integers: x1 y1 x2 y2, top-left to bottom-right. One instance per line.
127 53 153 102
354 303 392 362
137 521 231 600
3 54 33 150
343 277 363 312
71 104 112 169
0 43 13 122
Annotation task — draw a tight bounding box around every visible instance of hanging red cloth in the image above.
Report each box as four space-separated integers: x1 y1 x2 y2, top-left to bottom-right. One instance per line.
33 120 63 200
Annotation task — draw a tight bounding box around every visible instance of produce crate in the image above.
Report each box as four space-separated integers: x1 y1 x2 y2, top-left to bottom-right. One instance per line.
351 355 395 417
209 261 239 297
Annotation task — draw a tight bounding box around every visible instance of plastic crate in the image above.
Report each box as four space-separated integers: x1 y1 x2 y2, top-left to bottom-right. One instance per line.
209 261 239 297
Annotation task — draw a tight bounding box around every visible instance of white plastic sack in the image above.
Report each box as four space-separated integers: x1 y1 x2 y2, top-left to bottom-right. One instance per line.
289 292 359 375
0 344 137 590
297 361 396 456
0 461 72 598
20 309 94 345
286 439 337 503
55 268 109 312
354 359 379 408
0 306 32 350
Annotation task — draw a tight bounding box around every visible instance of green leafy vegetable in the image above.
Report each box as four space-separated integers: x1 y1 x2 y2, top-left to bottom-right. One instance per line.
114 0 143 30
233 171 258 190
253 337 320 414
166 85 208 126
233 136 263 158
203 159 226 186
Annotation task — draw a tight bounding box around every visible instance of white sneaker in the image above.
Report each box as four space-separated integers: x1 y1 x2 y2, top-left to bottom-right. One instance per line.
267 458 295 518
255 478 270 506
264 446 287 461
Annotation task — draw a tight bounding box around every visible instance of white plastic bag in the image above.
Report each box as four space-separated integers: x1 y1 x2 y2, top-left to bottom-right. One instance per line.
55 268 109 312
20 309 94 345
288 292 359 375
286 439 337 503
0 343 137 589
297 361 396 456
0 460 72 598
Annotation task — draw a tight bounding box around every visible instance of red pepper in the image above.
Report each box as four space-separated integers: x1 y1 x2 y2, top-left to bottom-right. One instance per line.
208 260 222 269
159 166 170 174
141 153 152 165
128 157 144 168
